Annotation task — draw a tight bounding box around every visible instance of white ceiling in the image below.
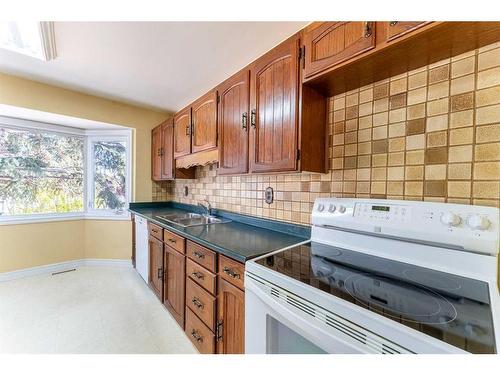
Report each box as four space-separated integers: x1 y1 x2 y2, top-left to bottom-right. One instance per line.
0 22 308 113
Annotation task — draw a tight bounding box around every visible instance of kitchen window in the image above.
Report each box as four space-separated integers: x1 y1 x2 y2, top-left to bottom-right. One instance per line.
0 117 132 224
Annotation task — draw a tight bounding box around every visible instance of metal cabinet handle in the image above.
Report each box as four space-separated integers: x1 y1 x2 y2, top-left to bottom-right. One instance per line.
250 109 256 128
192 297 204 309
222 267 240 279
364 21 374 37
167 238 176 243
157 268 163 279
389 21 398 26
216 320 223 342
191 271 204 280
191 330 203 342
192 251 205 259
241 112 248 130
185 124 190 136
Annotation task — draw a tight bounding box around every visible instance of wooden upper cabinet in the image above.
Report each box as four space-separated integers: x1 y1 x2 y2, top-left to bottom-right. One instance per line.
217 277 245 354
217 70 250 175
383 21 430 42
249 34 300 173
303 21 376 79
174 107 192 158
151 125 162 181
161 119 174 180
191 90 217 153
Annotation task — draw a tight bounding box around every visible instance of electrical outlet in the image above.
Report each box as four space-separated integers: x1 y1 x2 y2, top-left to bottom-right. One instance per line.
265 187 274 204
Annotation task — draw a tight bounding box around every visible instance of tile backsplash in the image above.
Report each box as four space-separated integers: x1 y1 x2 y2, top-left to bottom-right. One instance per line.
153 42 500 225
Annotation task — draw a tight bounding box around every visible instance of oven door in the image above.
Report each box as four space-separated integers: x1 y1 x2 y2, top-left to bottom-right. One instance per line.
245 274 373 354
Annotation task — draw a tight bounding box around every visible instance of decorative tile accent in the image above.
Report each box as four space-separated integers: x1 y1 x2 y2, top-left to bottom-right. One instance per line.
155 43 500 224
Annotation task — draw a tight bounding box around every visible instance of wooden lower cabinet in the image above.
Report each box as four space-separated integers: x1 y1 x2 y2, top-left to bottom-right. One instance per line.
216 277 245 354
163 245 186 327
185 308 216 354
148 235 164 302
146 221 245 354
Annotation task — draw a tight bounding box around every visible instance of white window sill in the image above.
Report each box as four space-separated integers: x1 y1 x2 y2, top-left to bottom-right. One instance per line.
0 212 131 226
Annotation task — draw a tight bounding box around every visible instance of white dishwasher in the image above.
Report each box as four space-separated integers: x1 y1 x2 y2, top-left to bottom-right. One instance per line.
135 216 149 283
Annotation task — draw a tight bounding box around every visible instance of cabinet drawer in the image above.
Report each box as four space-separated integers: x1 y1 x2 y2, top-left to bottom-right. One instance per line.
163 229 185 254
186 278 216 331
218 255 245 290
185 308 215 354
186 241 216 273
148 222 163 241
186 258 216 295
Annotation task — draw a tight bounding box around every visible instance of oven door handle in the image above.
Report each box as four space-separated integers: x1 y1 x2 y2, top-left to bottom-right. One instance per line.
245 276 370 354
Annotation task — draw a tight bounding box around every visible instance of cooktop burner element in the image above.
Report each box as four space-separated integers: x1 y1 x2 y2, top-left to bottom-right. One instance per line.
402 269 462 292
343 274 457 324
255 241 496 354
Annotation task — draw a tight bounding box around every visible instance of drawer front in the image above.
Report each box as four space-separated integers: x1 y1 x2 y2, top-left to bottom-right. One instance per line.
186 258 216 295
185 308 215 354
186 241 216 273
218 255 245 290
148 222 163 241
186 277 216 331
163 229 185 254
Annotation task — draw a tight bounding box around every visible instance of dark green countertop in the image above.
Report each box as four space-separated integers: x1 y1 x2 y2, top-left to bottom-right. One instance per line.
129 202 310 263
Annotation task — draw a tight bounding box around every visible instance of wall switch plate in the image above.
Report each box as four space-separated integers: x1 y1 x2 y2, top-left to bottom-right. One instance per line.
265 187 274 204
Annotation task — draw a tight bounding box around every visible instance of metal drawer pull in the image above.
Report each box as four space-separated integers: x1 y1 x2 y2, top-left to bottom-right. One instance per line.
167 238 176 243
192 271 204 280
191 330 203 342
389 21 398 26
193 251 205 259
364 21 373 38
222 267 240 279
192 297 204 309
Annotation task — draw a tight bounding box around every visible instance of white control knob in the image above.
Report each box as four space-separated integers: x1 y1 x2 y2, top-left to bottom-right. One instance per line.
440 212 461 226
338 205 346 213
328 204 336 213
467 215 490 230
317 204 325 212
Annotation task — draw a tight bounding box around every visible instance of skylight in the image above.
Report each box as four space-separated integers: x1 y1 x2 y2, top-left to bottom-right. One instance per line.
0 21 56 61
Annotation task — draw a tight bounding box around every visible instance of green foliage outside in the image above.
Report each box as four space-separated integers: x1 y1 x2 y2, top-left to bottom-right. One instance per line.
0 128 126 216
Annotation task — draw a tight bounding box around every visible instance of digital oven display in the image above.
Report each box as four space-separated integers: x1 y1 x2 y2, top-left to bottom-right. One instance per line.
372 205 390 212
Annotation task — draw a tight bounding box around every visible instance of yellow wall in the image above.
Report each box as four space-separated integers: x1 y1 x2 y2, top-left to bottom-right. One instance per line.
0 73 169 273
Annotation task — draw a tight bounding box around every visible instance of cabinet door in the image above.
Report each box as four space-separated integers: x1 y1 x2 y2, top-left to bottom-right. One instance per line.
148 235 164 301
164 245 186 327
161 119 174 180
216 277 245 354
249 35 299 173
151 125 163 181
174 107 192 158
217 70 250 175
303 22 375 78
384 21 430 42
191 90 217 153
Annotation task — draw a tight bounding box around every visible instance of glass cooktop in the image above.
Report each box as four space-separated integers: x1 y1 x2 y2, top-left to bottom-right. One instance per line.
255 241 496 354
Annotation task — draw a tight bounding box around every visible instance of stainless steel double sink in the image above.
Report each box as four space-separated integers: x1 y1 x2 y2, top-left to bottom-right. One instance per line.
154 212 231 227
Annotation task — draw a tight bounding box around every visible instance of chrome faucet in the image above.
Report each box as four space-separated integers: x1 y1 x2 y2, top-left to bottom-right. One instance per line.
198 199 212 216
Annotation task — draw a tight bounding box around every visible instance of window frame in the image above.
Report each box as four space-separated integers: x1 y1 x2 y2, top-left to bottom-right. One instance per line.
0 116 132 224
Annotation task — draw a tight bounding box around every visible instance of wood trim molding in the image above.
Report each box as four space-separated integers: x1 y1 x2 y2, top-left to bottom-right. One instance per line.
175 149 219 169
0 259 132 282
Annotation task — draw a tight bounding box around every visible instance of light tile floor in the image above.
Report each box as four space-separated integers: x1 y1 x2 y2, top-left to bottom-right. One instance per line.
0 266 198 354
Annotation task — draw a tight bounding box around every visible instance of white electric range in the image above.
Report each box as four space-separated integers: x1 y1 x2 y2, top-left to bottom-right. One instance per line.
245 198 500 354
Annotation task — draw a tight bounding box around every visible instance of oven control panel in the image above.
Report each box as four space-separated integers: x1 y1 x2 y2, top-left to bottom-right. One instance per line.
311 198 499 256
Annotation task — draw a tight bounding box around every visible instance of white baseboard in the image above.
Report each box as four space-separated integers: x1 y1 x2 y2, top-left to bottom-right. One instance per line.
0 258 132 282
